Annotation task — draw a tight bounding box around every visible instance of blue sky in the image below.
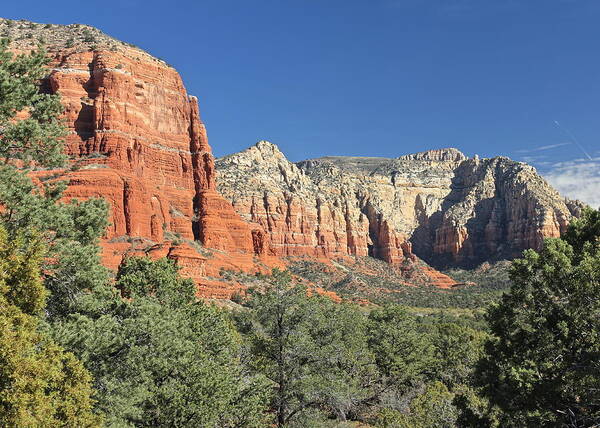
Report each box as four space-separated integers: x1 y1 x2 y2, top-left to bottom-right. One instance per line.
4 0 600 205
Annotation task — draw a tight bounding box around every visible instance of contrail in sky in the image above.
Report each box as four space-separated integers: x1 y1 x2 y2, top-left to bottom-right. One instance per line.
553 120 593 161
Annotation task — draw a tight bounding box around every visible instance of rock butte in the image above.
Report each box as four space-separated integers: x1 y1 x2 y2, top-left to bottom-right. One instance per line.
45 48 291 297
3 19 286 298
2 19 583 296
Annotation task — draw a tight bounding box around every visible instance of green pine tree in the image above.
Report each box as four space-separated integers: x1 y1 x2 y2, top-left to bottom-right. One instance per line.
237 270 377 426
0 226 101 427
53 256 270 427
479 207 600 427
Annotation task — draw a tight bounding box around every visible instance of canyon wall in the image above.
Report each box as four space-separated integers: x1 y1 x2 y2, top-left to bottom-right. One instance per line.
217 142 583 268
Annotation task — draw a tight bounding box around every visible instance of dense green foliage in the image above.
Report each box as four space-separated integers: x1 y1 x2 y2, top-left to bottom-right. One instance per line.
234 270 491 427
0 227 101 427
479 207 600 427
0 227 47 315
374 381 458 428
236 270 377 426
52 257 270 427
367 305 434 391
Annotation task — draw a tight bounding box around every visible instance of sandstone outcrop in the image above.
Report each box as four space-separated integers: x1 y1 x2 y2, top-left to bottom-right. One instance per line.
217 142 581 268
3 18 275 297
216 141 414 265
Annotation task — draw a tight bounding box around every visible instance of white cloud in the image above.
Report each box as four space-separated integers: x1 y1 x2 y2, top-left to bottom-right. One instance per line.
515 142 571 153
543 158 600 209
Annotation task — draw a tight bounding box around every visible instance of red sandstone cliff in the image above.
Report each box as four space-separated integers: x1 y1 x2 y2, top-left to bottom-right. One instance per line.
3 19 280 297
48 47 261 254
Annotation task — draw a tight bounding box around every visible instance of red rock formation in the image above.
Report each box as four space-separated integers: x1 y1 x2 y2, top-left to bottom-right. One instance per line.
417 265 456 289
36 45 276 295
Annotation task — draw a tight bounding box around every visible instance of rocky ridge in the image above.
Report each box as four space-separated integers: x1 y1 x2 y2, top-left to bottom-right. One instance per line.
218 141 413 265
398 147 467 162
1 18 170 67
217 142 582 268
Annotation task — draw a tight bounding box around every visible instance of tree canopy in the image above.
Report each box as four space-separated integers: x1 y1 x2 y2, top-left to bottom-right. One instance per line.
52 256 271 427
0 226 101 427
479 207 600 427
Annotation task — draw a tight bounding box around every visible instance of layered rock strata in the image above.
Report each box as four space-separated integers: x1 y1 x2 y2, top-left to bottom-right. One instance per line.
3 19 275 296
216 141 414 264
217 143 581 268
